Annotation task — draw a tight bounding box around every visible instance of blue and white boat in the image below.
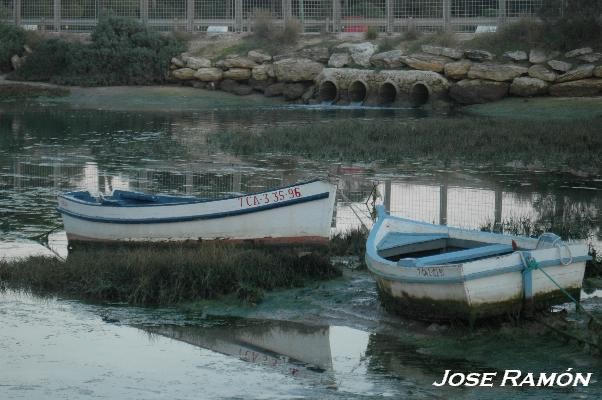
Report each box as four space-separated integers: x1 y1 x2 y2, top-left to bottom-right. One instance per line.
366 206 591 321
57 179 336 245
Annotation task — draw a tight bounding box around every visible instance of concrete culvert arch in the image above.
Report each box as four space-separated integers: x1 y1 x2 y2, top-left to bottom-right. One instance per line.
349 80 368 103
319 81 338 102
410 83 429 107
379 82 397 105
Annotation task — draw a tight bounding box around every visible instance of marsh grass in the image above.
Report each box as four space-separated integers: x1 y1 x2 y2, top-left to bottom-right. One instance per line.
0 243 340 306
215 117 602 174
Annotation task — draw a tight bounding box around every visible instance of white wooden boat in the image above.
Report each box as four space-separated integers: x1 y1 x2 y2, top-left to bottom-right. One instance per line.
366 206 591 322
57 179 336 245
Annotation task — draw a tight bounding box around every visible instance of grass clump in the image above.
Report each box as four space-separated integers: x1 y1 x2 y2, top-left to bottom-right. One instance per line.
465 18 547 55
365 26 379 40
0 244 341 306
215 117 602 174
12 16 185 86
0 20 25 72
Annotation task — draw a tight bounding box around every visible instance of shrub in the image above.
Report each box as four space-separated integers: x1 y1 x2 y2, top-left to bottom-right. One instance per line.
253 9 275 40
404 20 421 40
365 26 378 40
280 18 302 44
467 18 547 54
539 0 602 49
0 20 25 72
14 16 185 86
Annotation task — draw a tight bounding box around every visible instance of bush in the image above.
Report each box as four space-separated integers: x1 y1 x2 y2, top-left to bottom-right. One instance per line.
0 21 25 72
280 18 302 44
467 18 547 54
539 0 602 49
14 16 185 86
365 26 378 40
253 9 275 40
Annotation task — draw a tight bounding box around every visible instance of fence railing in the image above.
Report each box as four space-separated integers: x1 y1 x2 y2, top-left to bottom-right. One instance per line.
1 0 544 33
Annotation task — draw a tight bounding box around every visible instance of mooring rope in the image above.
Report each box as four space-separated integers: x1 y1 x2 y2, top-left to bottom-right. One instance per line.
25 225 66 262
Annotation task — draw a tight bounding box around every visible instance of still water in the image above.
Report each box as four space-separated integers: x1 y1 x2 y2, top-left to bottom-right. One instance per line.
1 87 601 399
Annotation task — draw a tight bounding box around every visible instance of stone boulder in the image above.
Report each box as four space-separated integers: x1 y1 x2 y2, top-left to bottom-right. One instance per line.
370 50 404 69
251 64 274 81
328 53 350 68
334 42 378 67
301 85 316 103
283 83 307 100
528 64 557 82
547 60 572 73
264 82 285 97
529 49 548 64
579 53 601 63
247 50 272 64
503 50 528 61
444 60 472 80
449 79 509 104
421 45 463 60
299 47 330 63
549 79 602 97
10 54 23 70
224 56 257 69
223 68 251 80
594 66 602 78
182 55 212 69
194 67 223 82
464 50 493 62
273 58 324 82
555 64 595 83
219 79 253 95
171 57 184 68
399 53 450 73
172 68 196 80
564 47 592 58
467 63 527 82
509 77 549 97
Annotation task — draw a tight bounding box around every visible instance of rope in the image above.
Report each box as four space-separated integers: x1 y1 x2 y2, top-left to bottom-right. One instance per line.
26 225 66 262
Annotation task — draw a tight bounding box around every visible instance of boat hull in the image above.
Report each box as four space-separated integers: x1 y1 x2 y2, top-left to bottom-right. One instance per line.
58 180 336 245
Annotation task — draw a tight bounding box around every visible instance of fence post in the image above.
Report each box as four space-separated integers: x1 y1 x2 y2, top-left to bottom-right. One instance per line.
439 184 448 226
494 190 503 227
332 0 341 33
14 0 21 25
384 180 391 213
140 0 148 25
385 0 392 34
443 0 451 31
235 0 242 32
187 0 194 31
53 0 60 32
498 0 506 26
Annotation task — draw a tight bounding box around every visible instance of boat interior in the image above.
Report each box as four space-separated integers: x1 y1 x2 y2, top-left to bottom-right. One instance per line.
68 190 200 206
376 232 516 267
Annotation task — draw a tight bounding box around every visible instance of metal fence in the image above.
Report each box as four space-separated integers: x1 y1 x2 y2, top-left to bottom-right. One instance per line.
0 0 544 33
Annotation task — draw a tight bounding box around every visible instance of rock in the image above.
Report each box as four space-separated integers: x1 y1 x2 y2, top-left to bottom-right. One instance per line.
503 50 528 61
182 55 212 69
464 50 493 62
529 49 548 64
334 42 378 67
421 45 463 60
564 47 592 58
194 67 223 82
283 83 307 100
219 79 253 95
578 53 601 63
547 60 572 73
444 60 472 80
223 56 257 69
328 53 350 68
299 47 330 63
549 79 602 97
528 64 557 82
231 84 253 96
449 79 509 104
301 85 316 103
10 54 23 70
273 58 324 82
223 68 251 81
510 77 549 96
594 66 602 78
23 45 32 54
251 64 274 81
247 50 272 63
248 78 274 92
467 63 527 82
264 82 285 97
399 53 450 73
370 50 404 69
171 57 185 68
555 64 595 83
172 68 196 80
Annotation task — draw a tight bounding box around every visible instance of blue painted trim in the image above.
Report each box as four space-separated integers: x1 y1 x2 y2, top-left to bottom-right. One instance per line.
58 192 329 224
58 178 324 208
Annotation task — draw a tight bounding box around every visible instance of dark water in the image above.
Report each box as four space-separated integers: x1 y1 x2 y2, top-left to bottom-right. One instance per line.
1 87 601 399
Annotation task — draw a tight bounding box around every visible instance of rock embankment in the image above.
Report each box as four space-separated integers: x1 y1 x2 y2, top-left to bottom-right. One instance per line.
168 42 602 106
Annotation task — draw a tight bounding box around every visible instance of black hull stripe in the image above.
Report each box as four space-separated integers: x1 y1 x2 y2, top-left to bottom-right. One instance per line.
57 192 330 224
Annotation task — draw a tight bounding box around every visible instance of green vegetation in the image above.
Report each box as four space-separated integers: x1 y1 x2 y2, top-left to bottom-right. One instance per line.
12 16 184 86
215 117 602 174
0 83 69 98
0 20 25 72
365 26 378 41
0 243 340 306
